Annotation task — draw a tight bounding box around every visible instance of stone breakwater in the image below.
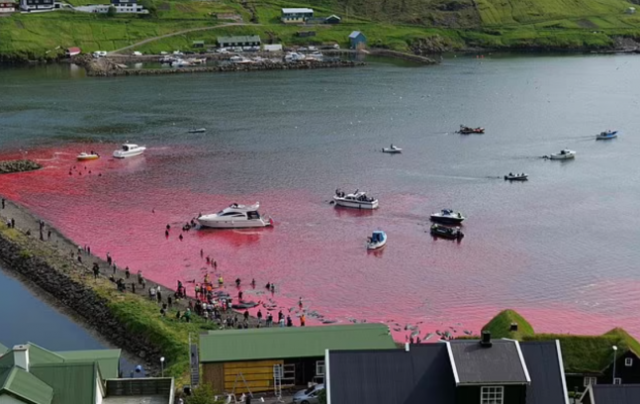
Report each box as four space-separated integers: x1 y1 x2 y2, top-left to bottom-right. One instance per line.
86 59 365 77
0 160 41 174
0 230 161 373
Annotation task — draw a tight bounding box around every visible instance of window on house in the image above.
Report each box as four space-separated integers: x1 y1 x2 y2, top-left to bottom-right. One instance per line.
315 360 325 376
583 377 598 387
480 386 504 404
614 378 622 385
626 358 633 367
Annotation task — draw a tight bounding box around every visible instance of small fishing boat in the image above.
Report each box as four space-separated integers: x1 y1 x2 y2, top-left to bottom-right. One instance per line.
382 144 402 154
77 152 100 161
333 189 379 210
596 130 618 140
430 224 464 240
504 173 528 181
367 230 387 250
430 209 465 225
457 125 485 134
198 202 272 229
547 149 576 160
113 143 146 159
188 128 206 133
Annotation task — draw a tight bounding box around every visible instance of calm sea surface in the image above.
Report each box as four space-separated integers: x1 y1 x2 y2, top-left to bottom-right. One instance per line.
0 55 639 339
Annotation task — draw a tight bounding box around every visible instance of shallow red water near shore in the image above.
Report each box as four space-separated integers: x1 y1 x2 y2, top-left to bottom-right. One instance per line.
0 145 635 340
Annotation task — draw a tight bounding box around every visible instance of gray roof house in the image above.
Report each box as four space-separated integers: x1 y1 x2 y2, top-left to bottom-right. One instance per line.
326 332 569 404
580 384 640 404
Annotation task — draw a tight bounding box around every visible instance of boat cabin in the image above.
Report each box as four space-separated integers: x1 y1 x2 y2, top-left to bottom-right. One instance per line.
370 231 385 243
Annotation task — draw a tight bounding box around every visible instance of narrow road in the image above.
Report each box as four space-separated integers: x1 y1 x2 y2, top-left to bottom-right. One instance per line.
109 22 258 55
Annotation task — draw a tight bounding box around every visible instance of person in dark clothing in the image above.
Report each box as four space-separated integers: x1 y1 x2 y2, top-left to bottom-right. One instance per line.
47 230 51 239
167 296 173 308
125 267 130 279
251 278 256 288
131 283 136 293
265 282 270 290
286 316 293 327
1 198 4 209
107 253 112 266
238 291 243 301
278 311 284 322
10 218 15 228
157 290 162 303
257 310 263 324
93 264 100 279
235 278 241 287
137 271 143 285
244 310 249 321
266 313 273 327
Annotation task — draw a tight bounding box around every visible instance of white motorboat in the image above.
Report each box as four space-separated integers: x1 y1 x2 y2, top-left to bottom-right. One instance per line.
333 189 379 210
504 173 528 181
596 130 618 140
430 209 465 225
382 144 402 154
230 56 253 64
548 149 576 160
367 230 387 250
113 143 146 159
188 128 207 133
77 152 100 161
284 52 305 63
197 202 272 229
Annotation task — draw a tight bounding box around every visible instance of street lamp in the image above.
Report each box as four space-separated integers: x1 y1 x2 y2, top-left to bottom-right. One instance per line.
160 357 165 378
612 346 618 384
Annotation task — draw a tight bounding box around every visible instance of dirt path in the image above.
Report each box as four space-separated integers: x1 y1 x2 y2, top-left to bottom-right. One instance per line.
109 22 259 55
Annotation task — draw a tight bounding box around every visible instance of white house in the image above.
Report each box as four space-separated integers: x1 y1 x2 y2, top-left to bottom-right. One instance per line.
19 0 54 12
263 44 283 52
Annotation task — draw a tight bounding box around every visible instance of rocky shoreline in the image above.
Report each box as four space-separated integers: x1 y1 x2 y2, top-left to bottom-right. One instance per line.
0 160 42 174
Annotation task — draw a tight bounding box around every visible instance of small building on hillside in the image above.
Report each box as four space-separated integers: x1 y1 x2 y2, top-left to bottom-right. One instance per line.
263 44 283 52
199 324 396 394
281 7 313 24
217 35 261 48
0 342 175 404
327 332 570 404
627 7 636 14
0 0 16 13
192 40 205 48
74 0 147 14
324 14 341 24
349 31 366 49
66 47 81 57
580 384 640 404
19 0 54 12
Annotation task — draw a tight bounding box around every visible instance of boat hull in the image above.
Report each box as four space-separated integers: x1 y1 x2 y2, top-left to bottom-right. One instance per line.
430 215 464 225
77 155 99 161
197 218 271 229
367 238 387 250
549 154 575 160
334 198 379 210
504 176 528 181
113 149 145 159
382 148 402 154
596 134 617 140
431 229 464 240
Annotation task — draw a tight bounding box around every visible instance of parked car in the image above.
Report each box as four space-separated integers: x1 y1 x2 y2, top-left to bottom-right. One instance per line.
292 384 324 404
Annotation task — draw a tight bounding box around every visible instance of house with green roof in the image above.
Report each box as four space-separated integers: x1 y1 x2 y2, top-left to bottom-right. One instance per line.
199 323 396 394
480 309 640 395
0 343 175 404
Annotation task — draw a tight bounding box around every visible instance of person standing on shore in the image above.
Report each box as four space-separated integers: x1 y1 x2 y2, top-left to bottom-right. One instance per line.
107 253 112 266
286 315 293 327
92 263 100 279
257 309 263 325
125 267 130 279
137 271 143 285
10 218 15 228
157 289 162 304
267 313 273 327
1 198 4 209
300 314 306 327
47 230 51 239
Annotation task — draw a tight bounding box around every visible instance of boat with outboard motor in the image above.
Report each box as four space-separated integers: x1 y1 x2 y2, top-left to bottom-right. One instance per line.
547 149 576 160
382 144 402 154
504 173 528 181
430 224 464 240
197 202 272 229
113 143 146 159
430 209 465 225
77 152 100 161
188 128 207 134
596 130 618 140
333 189 379 210
457 125 485 134
367 230 387 250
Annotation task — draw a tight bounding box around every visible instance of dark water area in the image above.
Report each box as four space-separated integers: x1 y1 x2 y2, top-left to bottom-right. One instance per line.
0 54 639 340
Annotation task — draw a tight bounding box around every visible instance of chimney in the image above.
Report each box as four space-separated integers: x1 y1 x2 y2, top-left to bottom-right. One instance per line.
13 345 29 372
510 323 518 332
405 342 410 352
480 331 492 348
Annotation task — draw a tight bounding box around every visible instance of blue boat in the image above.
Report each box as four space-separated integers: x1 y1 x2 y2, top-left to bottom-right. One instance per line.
367 230 387 250
596 130 618 140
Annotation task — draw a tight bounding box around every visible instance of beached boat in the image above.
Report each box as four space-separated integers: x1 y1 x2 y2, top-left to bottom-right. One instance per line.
188 128 207 133
504 173 528 181
367 230 387 250
382 145 402 154
430 209 465 225
596 130 618 140
197 202 272 229
77 152 100 161
230 56 253 64
113 143 146 159
430 224 464 240
548 149 576 160
457 125 485 134
284 52 305 63
333 189 379 210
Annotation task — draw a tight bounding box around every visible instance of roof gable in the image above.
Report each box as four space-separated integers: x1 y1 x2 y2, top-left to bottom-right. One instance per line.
448 339 528 384
200 324 396 363
30 362 97 404
56 349 121 379
520 341 568 404
0 367 53 404
26 344 65 365
349 31 362 39
328 344 455 404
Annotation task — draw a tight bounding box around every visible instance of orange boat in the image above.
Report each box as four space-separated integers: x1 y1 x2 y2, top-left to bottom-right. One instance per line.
77 152 100 161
